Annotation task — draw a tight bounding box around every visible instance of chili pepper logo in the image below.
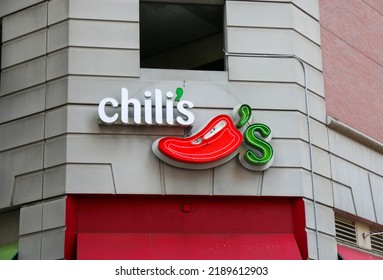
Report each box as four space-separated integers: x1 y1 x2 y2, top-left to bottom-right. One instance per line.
152 104 274 171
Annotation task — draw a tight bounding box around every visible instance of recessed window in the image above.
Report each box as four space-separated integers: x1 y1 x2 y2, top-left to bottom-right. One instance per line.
335 217 357 246
370 228 383 255
335 216 383 258
139 1 224 71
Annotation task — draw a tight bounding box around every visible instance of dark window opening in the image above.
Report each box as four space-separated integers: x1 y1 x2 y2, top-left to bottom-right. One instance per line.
140 2 224 71
335 217 357 247
370 229 383 255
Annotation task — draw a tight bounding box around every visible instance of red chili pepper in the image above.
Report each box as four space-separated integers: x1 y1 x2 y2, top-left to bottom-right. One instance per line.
155 114 242 164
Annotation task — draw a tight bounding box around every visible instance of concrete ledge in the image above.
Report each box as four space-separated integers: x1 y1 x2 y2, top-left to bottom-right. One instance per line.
327 116 383 155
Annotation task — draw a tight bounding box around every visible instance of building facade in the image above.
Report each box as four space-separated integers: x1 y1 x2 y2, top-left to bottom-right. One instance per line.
0 0 382 260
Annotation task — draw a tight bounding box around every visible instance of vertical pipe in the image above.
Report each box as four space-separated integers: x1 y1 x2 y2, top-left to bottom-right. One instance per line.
223 51 321 259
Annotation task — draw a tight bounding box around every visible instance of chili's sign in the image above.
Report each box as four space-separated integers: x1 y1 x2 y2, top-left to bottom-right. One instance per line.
98 88 273 171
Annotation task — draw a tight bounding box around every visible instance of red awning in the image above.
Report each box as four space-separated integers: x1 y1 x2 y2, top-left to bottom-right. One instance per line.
338 244 383 260
77 232 302 260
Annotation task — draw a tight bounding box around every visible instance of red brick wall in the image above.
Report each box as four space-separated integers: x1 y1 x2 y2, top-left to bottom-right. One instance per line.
319 0 383 142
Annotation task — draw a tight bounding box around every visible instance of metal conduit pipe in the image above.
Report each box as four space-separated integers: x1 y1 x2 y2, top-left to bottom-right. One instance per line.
363 232 383 239
223 50 320 260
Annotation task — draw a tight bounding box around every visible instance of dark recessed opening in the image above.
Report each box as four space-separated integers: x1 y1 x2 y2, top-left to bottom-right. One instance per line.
140 2 224 71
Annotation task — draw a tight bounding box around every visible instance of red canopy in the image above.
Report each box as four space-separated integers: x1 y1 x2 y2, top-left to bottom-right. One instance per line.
338 244 383 260
77 232 302 260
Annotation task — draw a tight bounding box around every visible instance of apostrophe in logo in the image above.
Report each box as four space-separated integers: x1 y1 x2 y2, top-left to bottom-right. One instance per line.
152 104 274 171
175 87 183 102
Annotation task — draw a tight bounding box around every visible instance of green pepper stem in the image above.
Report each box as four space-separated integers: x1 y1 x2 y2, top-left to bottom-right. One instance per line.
235 104 252 128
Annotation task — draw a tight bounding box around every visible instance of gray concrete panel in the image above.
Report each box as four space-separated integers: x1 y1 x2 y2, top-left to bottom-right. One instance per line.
46 49 69 80
140 67 228 84
310 119 329 150
12 171 43 206
41 228 65 259
229 83 326 124
203 82 281 109
213 158 263 195
47 21 69 53
19 203 42 235
48 0 69 25
46 78 68 109
303 171 334 207
0 143 44 208
0 57 46 95
313 174 333 207
67 0 139 22
293 0 320 20
333 182 356 216
44 136 67 168
304 199 335 236
66 76 140 105
250 111 329 151
271 139 310 169
227 27 322 71
47 48 140 79
252 111 308 140
312 146 331 179
42 197 66 230
329 130 383 176
49 19 138 52
1 2 47 41
226 1 320 43
43 165 66 199
228 82 306 113
66 164 115 194
45 107 67 139
308 92 327 123
18 234 42 260
262 168 311 197
369 174 383 224
51 20 139 50
331 155 376 222
0 85 46 123
68 48 140 77
163 164 213 195
306 229 337 260
0 113 45 151
227 56 324 97
65 134 162 194
1 30 47 68
46 163 116 196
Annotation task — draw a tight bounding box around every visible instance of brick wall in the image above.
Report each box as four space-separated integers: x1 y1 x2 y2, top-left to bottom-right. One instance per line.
320 0 383 142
